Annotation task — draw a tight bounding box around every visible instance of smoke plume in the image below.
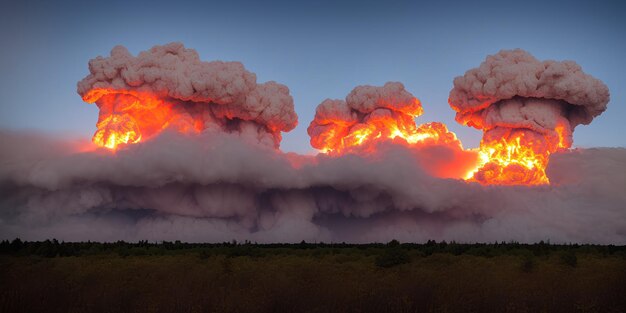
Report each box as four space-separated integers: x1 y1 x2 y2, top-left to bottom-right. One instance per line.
449 49 610 184
78 43 297 148
308 82 421 151
0 45 623 244
306 82 474 179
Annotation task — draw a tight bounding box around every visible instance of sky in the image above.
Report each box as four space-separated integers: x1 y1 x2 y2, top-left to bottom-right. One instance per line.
1 0 625 153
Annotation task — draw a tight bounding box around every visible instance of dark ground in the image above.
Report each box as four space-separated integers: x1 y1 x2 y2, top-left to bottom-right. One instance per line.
1 240 625 313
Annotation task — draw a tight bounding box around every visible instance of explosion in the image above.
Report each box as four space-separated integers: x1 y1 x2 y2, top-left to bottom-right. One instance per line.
308 82 462 155
1 43 623 244
78 43 298 150
85 90 175 149
450 49 610 185
79 45 610 187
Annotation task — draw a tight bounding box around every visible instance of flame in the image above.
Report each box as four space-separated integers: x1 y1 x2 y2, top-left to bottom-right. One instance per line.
83 88 199 150
466 135 550 185
92 114 142 149
317 114 460 155
84 87 570 186
464 122 570 185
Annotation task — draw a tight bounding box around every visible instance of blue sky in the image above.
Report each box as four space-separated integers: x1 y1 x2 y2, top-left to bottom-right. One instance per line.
1 0 624 153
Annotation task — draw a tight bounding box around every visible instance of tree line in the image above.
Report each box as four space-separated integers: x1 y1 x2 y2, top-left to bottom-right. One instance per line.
1 238 624 260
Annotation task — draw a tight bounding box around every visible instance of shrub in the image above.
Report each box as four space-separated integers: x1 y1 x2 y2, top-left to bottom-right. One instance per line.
560 251 578 267
520 255 535 272
376 241 410 268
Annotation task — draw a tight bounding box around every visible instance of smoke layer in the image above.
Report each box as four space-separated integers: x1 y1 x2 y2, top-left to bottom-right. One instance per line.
78 43 297 147
1 130 624 244
0 46 621 244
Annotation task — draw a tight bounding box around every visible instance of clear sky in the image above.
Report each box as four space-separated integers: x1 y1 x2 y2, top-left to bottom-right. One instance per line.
1 0 624 153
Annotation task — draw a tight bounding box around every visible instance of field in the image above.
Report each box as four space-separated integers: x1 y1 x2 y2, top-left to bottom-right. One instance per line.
1 240 625 313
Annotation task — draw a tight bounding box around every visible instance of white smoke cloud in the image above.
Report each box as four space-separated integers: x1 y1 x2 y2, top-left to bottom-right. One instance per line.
1 130 624 244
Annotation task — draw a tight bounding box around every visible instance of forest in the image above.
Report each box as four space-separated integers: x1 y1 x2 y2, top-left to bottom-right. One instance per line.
1 239 625 312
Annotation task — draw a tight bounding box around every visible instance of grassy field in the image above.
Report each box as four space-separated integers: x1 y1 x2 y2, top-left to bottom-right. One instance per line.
1 241 625 312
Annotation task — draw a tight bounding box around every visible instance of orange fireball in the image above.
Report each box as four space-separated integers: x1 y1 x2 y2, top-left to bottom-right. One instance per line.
78 43 298 150
309 82 462 155
449 49 609 185
82 89 188 150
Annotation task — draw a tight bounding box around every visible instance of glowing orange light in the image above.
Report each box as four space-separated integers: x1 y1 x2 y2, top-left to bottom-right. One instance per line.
465 135 550 185
92 114 142 149
83 88 200 150
316 111 460 155
463 122 570 185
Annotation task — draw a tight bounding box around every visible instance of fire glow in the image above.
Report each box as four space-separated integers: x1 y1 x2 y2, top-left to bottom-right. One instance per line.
465 121 571 185
317 119 461 155
83 88 184 150
78 45 609 187
447 50 609 186
83 87 575 186
86 89 566 186
468 134 553 185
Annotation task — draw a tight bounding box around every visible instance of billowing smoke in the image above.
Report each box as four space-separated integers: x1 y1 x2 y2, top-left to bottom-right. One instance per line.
78 43 297 148
0 130 624 243
449 49 610 184
308 82 423 152
307 82 475 178
0 45 623 244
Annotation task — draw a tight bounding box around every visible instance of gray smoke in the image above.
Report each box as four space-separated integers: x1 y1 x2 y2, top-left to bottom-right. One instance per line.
0 47 622 244
1 130 624 244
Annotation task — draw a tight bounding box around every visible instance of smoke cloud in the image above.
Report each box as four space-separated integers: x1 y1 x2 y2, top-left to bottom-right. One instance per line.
306 83 473 179
1 130 624 244
307 82 422 151
449 49 610 184
78 43 297 148
449 49 609 133
0 46 622 244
